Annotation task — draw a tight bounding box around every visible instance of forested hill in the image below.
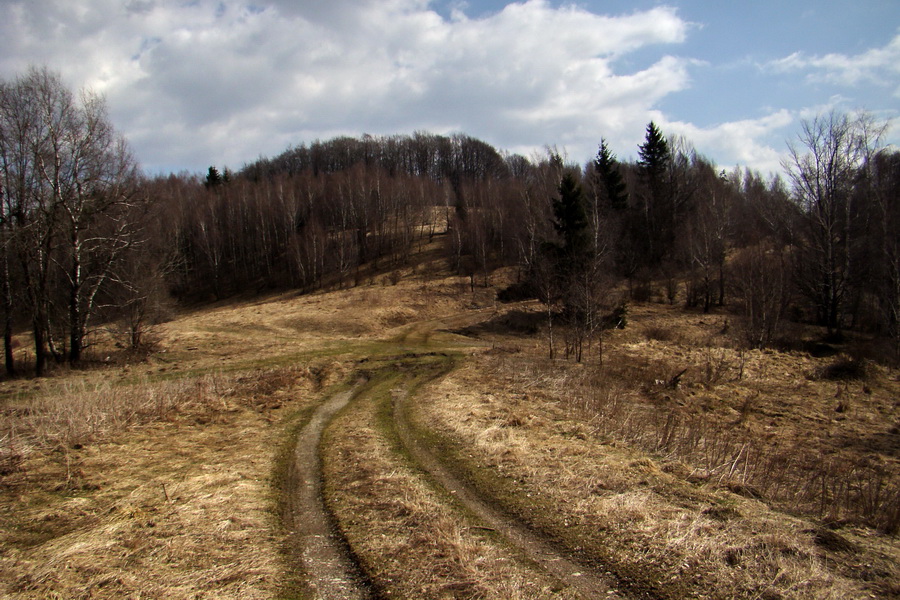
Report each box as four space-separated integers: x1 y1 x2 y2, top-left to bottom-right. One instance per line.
2 67 899 377
152 120 900 371
240 132 519 183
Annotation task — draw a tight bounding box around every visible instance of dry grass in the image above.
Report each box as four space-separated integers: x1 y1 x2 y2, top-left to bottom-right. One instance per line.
1 374 227 462
0 354 328 598
415 357 896 598
0 378 311 599
2 247 897 599
497 302 900 533
613 310 899 535
322 371 580 600
0 263 504 599
562 364 900 534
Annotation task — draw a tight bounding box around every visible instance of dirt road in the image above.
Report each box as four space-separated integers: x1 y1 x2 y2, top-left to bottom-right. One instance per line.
392 381 626 600
283 385 373 600
284 309 630 598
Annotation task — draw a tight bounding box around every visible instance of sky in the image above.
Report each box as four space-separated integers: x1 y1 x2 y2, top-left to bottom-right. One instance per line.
1 0 898 177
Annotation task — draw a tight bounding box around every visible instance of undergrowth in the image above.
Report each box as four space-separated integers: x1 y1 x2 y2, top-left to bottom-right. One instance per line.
416 358 893 599
516 357 900 535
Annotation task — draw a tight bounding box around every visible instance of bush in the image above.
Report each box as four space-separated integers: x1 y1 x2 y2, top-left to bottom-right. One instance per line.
604 303 628 329
644 325 674 341
497 280 538 303
817 356 868 381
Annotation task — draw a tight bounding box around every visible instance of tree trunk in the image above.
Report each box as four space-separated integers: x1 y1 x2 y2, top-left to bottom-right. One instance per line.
1 258 14 376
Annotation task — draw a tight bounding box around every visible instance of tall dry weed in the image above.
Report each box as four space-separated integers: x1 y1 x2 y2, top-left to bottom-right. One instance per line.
501 356 900 533
0 374 229 460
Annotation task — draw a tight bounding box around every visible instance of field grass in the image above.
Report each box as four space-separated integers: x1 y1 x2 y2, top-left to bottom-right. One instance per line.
0 366 315 599
414 357 896 598
321 357 582 599
0 254 897 599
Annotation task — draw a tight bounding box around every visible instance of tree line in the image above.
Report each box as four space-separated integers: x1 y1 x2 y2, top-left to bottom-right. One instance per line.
0 67 145 375
486 117 899 361
1 67 898 375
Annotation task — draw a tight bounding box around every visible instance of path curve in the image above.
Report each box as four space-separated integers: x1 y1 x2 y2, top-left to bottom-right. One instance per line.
391 382 629 600
284 386 374 600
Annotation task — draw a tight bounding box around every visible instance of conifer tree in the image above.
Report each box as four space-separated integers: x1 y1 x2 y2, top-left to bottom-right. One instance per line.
552 172 590 270
636 121 673 265
205 166 222 188
594 139 628 210
638 122 670 177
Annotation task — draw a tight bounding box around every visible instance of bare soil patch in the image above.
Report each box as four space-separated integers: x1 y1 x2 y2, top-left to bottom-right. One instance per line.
281 384 373 600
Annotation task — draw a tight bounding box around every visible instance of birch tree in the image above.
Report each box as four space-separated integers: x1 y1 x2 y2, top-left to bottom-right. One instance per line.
0 67 141 371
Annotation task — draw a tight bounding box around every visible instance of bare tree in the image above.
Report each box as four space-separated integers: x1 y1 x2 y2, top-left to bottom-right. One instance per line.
865 149 900 359
784 110 886 335
0 67 141 372
1 67 62 374
685 159 731 312
729 242 794 348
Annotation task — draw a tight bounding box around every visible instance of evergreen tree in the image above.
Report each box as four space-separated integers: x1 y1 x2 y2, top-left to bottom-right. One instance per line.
205 166 222 188
594 139 628 210
636 121 673 265
552 172 590 269
638 122 670 176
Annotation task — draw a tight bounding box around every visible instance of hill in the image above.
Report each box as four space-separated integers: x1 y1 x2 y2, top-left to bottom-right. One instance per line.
0 239 898 599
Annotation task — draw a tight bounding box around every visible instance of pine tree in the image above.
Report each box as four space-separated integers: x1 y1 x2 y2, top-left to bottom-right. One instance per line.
594 139 628 210
205 166 222 188
552 172 590 269
638 122 670 176
636 122 673 265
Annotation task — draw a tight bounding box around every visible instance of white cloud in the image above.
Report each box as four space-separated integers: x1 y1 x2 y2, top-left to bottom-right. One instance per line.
1 0 696 172
768 31 900 96
662 110 795 176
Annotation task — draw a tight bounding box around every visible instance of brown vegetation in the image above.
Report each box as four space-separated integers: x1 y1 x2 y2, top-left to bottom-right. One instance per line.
0 248 897 599
323 364 583 600
0 368 311 598
414 313 899 598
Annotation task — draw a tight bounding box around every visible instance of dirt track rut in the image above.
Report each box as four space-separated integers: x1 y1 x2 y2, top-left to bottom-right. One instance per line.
285 308 629 598
391 380 627 600
285 386 373 600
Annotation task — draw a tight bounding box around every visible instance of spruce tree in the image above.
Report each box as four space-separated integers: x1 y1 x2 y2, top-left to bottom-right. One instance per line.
638 122 670 176
637 122 672 265
594 139 628 210
205 166 222 188
552 172 590 270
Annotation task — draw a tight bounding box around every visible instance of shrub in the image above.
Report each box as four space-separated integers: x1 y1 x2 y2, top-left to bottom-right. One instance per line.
605 303 628 330
497 280 538 303
818 357 868 381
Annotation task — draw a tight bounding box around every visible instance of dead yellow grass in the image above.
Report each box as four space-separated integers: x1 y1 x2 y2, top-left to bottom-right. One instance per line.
0 362 327 599
158 269 485 367
606 304 900 530
0 265 497 599
415 358 892 598
322 372 580 600
2 248 896 599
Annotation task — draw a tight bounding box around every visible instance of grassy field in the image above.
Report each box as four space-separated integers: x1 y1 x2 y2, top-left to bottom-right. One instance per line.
0 254 897 599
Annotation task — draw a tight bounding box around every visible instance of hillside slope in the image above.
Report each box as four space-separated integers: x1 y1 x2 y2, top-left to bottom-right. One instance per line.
0 252 897 599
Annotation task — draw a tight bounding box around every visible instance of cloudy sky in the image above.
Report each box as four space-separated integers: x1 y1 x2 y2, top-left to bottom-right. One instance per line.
2 0 898 176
